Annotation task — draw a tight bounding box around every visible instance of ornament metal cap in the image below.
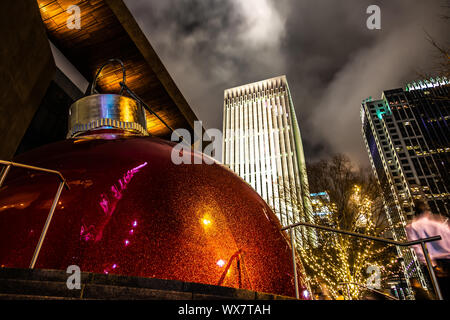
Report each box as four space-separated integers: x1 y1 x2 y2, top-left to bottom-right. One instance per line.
67 59 148 138
67 94 148 138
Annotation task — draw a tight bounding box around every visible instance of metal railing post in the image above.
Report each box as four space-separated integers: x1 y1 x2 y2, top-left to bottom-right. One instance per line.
29 180 65 269
0 160 70 269
290 227 299 299
420 241 443 300
0 164 11 187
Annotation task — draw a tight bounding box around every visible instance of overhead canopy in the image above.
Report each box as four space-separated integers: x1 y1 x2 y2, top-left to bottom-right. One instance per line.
37 0 199 138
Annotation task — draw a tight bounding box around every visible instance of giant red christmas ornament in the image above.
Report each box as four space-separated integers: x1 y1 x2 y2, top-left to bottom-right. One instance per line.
0 65 305 298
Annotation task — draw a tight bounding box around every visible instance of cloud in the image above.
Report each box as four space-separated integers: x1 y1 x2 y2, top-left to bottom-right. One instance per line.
310 26 438 165
124 0 448 166
306 1 447 165
126 0 287 129
231 0 285 48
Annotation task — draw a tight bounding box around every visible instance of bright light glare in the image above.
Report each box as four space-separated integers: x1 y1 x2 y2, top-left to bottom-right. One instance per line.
217 259 226 267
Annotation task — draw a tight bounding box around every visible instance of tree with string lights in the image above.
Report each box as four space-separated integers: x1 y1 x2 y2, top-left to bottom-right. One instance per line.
280 154 398 299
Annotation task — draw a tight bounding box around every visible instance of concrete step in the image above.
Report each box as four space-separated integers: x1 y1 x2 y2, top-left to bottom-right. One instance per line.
0 267 292 300
0 278 82 298
0 293 79 300
0 277 193 300
82 284 192 300
0 267 90 283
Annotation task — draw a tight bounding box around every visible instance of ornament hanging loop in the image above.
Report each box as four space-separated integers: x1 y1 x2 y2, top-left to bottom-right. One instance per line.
90 58 126 96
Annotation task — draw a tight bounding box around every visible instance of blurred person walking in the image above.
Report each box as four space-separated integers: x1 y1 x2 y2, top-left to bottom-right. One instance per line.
406 201 450 300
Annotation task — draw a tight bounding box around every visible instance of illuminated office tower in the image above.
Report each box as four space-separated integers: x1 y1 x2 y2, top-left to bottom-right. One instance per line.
222 76 315 246
361 77 449 291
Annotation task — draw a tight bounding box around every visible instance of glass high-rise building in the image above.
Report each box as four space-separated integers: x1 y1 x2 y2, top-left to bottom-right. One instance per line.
361 77 449 292
222 76 315 246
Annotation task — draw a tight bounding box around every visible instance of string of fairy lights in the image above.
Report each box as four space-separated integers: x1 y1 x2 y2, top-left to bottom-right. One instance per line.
299 185 398 299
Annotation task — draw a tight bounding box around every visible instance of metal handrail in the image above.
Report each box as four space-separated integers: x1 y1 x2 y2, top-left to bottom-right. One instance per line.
217 249 244 287
0 160 69 189
282 221 444 300
338 282 399 300
0 160 70 269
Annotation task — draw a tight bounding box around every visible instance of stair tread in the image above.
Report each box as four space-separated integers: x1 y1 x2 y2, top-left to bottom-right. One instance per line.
0 278 192 300
0 293 79 300
0 267 293 300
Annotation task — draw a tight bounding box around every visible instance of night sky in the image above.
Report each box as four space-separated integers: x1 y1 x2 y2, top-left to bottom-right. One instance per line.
124 0 448 167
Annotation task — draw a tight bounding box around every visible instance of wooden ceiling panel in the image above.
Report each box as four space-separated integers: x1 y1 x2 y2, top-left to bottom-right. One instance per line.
36 0 199 138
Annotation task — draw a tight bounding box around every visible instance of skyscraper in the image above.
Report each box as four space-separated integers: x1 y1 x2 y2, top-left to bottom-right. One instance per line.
222 76 315 246
361 76 449 291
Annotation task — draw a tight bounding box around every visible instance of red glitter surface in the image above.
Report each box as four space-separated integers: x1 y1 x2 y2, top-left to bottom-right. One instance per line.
0 130 305 297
